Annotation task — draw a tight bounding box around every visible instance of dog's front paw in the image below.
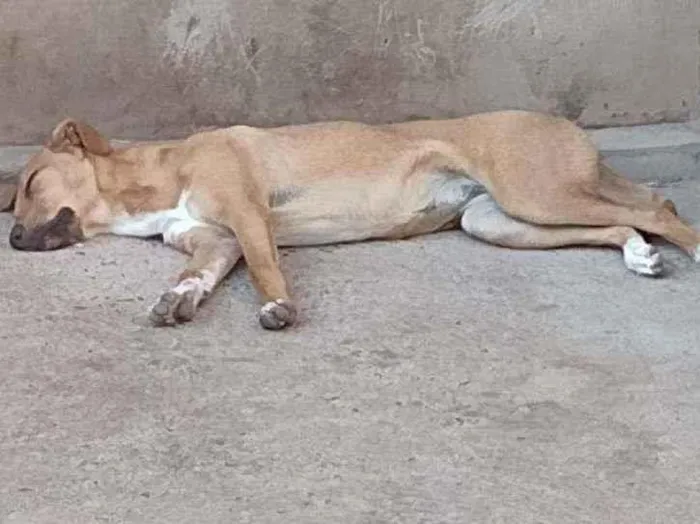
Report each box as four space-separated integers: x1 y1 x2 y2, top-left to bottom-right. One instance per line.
149 277 208 327
259 299 297 330
149 290 199 326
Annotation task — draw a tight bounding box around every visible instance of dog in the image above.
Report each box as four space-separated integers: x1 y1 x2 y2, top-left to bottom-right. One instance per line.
1 110 698 329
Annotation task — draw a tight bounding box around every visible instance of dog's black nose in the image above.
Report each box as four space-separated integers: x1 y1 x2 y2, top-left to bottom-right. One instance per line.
9 223 26 249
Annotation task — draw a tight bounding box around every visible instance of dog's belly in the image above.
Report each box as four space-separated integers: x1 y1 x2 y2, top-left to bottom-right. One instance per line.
271 171 485 246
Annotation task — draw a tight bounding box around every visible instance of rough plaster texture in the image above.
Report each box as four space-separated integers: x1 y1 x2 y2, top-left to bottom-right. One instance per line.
1 0 699 144
1 144 700 522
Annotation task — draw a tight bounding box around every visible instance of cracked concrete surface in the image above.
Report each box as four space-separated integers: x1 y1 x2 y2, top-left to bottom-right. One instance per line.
1 128 700 523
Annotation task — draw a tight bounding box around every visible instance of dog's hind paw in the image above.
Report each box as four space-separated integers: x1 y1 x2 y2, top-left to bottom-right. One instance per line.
149 290 199 326
623 237 663 276
259 299 297 330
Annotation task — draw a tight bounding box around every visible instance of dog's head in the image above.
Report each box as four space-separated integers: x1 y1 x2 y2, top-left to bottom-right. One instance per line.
1 119 113 251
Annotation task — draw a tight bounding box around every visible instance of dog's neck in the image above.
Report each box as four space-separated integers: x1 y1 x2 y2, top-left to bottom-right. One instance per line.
89 143 186 217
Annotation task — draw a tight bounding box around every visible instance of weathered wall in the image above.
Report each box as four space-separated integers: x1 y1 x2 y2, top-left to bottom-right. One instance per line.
1 0 698 144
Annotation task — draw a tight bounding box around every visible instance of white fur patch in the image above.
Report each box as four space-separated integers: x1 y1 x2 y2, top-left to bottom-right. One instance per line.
260 300 282 314
197 269 217 294
623 236 663 276
694 245 700 263
109 191 203 244
171 269 216 305
172 277 206 303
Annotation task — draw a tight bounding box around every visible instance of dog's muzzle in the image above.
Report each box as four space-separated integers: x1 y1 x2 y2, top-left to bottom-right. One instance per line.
9 207 84 251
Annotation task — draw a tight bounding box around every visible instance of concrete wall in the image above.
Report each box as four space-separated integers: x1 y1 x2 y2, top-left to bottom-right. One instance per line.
1 0 699 144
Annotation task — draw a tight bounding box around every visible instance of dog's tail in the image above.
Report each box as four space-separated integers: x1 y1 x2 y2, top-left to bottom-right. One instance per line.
597 162 678 216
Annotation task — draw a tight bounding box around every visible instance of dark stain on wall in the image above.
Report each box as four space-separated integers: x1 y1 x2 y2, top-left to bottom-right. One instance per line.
553 78 590 121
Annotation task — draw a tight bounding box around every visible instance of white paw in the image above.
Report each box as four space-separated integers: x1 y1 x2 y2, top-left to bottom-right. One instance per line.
694 245 700 263
623 237 663 276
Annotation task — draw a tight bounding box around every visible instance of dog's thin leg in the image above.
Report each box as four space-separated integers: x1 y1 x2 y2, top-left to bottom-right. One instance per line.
461 194 663 275
186 144 297 330
494 180 700 260
149 225 242 326
532 196 699 259
220 207 296 330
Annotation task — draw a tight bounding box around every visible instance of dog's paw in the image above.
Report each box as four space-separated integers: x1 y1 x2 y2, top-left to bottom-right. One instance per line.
149 277 209 327
149 290 199 326
259 299 297 330
623 237 663 276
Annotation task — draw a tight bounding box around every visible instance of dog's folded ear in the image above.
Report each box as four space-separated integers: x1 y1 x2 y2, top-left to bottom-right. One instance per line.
47 119 113 156
0 182 17 212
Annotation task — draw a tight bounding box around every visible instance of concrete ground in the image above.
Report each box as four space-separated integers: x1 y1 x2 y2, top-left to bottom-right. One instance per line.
1 126 700 523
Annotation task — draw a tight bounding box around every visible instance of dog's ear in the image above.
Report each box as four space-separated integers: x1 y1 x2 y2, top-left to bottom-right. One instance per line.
0 182 17 212
47 119 112 156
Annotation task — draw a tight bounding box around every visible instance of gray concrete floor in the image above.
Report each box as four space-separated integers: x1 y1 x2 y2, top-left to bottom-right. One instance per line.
1 129 700 523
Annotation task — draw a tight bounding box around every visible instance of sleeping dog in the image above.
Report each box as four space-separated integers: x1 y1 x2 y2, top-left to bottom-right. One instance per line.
1 111 696 329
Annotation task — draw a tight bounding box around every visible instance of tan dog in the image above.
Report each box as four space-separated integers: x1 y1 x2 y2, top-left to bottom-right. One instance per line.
1 110 698 329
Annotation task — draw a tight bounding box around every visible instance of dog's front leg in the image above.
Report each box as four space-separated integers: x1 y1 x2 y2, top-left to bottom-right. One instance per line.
149 224 242 326
223 208 297 330
181 142 296 329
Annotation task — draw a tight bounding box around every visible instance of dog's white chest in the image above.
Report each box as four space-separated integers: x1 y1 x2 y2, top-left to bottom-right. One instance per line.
109 192 200 238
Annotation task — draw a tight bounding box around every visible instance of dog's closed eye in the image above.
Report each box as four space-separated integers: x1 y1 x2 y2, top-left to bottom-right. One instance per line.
24 169 40 198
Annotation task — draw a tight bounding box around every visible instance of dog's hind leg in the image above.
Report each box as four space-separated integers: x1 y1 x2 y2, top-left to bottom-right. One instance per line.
149 224 243 326
483 159 700 260
504 188 700 261
460 194 663 275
